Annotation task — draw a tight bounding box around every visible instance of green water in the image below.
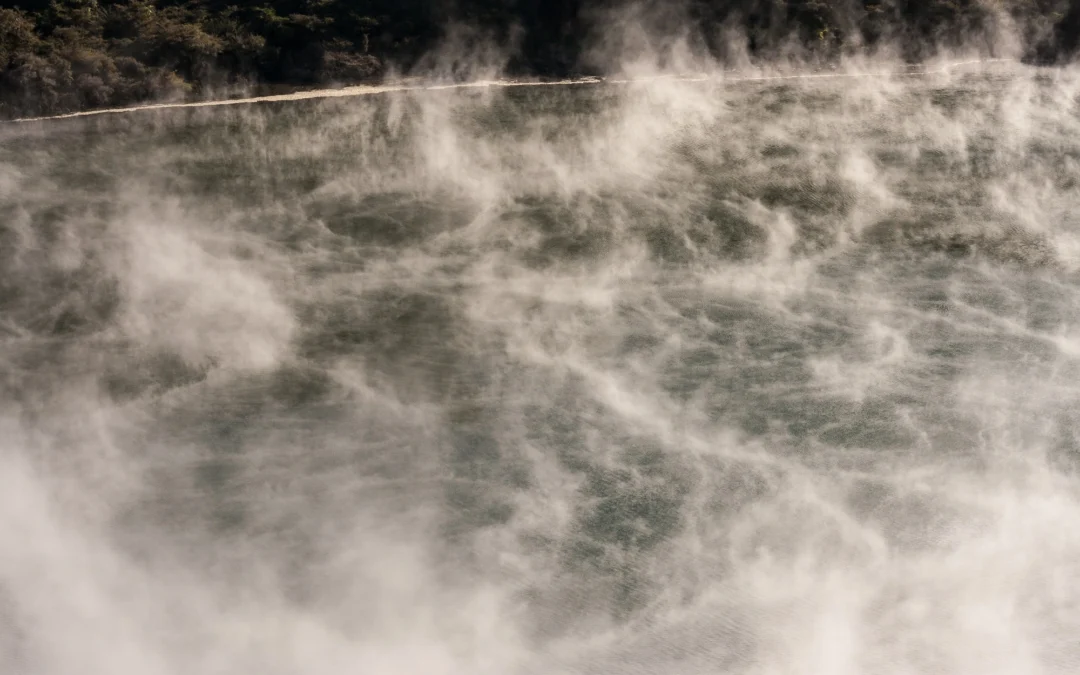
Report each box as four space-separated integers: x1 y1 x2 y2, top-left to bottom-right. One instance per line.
4 66 1080 673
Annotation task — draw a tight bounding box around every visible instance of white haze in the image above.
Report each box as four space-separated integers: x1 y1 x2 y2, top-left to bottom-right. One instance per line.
3 24 1080 675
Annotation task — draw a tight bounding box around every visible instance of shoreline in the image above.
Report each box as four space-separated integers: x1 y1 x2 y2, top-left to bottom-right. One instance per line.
7 58 1020 124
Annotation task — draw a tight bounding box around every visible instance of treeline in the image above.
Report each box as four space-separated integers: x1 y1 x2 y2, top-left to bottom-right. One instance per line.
0 0 437 118
1 0 1079 119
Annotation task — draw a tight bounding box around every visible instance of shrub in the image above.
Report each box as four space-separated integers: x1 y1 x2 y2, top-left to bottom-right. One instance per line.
320 49 381 84
0 9 40 69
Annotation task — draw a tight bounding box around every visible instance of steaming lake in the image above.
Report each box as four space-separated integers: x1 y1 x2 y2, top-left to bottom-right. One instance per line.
4 62 1080 673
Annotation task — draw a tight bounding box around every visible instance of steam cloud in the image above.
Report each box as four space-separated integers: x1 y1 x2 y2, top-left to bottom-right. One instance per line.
3 17 1080 675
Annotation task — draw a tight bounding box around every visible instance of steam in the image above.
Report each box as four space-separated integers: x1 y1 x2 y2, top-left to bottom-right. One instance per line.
3 19 1080 675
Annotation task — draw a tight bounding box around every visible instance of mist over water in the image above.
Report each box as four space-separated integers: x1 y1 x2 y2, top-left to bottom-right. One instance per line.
5 56 1080 674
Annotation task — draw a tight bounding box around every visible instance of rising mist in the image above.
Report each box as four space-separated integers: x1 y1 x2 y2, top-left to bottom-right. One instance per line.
3 19 1080 675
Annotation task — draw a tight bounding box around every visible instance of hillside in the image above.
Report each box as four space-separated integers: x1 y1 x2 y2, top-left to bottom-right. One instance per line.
1 0 1078 119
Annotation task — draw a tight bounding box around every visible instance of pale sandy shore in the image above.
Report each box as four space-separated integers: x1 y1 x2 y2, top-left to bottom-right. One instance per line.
7 58 1017 124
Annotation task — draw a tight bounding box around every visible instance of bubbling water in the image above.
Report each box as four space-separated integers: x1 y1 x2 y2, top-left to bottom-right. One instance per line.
3 59 1080 674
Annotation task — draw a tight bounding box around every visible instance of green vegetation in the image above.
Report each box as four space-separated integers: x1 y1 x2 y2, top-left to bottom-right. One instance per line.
0 0 432 118
0 0 1077 119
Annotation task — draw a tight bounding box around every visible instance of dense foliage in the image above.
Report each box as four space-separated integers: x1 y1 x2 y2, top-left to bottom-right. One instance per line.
1 0 1077 119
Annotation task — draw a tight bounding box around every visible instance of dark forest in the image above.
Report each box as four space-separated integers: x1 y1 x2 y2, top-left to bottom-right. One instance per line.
2 0 1079 118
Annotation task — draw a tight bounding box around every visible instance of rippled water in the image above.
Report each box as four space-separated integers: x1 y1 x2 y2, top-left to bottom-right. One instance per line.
4 62 1080 674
